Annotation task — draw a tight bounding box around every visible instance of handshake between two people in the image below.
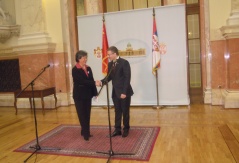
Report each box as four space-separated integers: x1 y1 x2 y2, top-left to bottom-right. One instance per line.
95 80 108 87
95 80 102 87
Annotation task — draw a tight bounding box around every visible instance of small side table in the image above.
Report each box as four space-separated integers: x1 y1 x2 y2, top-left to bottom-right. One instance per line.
14 87 57 115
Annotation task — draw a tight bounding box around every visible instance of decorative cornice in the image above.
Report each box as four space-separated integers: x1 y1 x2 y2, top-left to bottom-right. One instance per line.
0 47 18 59
18 32 52 45
12 43 56 55
0 47 14 55
220 24 239 39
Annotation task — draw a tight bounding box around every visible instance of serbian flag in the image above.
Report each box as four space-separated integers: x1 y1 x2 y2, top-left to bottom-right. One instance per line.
102 16 109 75
152 8 160 75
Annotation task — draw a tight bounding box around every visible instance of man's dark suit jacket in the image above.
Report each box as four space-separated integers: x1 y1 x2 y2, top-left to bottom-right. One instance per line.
103 57 134 98
72 66 97 100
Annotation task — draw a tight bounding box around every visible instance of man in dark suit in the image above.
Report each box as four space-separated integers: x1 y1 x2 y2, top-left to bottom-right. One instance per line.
99 46 134 138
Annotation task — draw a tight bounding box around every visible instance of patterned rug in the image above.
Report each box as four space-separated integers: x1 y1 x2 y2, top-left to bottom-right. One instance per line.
14 125 160 161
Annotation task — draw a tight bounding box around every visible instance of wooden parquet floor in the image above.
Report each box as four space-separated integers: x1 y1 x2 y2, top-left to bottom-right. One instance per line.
0 104 239 163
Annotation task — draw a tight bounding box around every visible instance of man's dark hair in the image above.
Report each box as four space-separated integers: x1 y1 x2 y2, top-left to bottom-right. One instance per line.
75 50 87 62
108 46 119 56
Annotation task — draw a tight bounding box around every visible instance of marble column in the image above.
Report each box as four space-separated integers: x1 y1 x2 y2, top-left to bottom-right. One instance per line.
220 0 239 108
61 0 78 105
203 0 212 104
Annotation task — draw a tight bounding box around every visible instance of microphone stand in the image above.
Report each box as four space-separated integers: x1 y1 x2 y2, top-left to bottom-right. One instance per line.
16 65 60 163
97 63 114 96
96 64 134 163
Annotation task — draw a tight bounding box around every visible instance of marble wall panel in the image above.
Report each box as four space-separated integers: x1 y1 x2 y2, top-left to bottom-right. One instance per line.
227 38 239 89
18 52 68 93
52 52 67 93
47 53 55 88
18 54 53 90
210 40 227 89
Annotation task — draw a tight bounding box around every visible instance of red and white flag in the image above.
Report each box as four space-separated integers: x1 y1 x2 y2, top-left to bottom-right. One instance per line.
102 16 109 75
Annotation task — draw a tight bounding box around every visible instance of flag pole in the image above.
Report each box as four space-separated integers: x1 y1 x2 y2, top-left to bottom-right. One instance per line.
102 13 105 23
153 70 161 109
152 7 161 109
101 13 113 110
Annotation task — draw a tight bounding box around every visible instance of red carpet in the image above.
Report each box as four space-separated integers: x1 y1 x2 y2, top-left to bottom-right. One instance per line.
14 125 160 161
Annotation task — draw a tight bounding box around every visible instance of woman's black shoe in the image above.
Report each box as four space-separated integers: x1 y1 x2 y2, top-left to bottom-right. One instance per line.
84 136 89 141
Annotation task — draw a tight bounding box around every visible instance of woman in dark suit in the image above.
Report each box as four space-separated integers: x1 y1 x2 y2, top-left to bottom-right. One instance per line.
72 50 98 141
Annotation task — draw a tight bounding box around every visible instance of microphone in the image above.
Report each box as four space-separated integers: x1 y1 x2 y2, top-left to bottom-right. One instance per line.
42 64 50 70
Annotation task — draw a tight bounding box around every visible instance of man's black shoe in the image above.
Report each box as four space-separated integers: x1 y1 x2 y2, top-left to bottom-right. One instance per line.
110 131 122 137
122 130 129 138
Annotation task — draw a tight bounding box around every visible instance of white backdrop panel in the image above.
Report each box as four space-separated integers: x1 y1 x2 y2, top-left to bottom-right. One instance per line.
77 4 189 106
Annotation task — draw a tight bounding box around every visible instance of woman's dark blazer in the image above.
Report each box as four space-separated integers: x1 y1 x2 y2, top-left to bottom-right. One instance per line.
72 66 97 100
